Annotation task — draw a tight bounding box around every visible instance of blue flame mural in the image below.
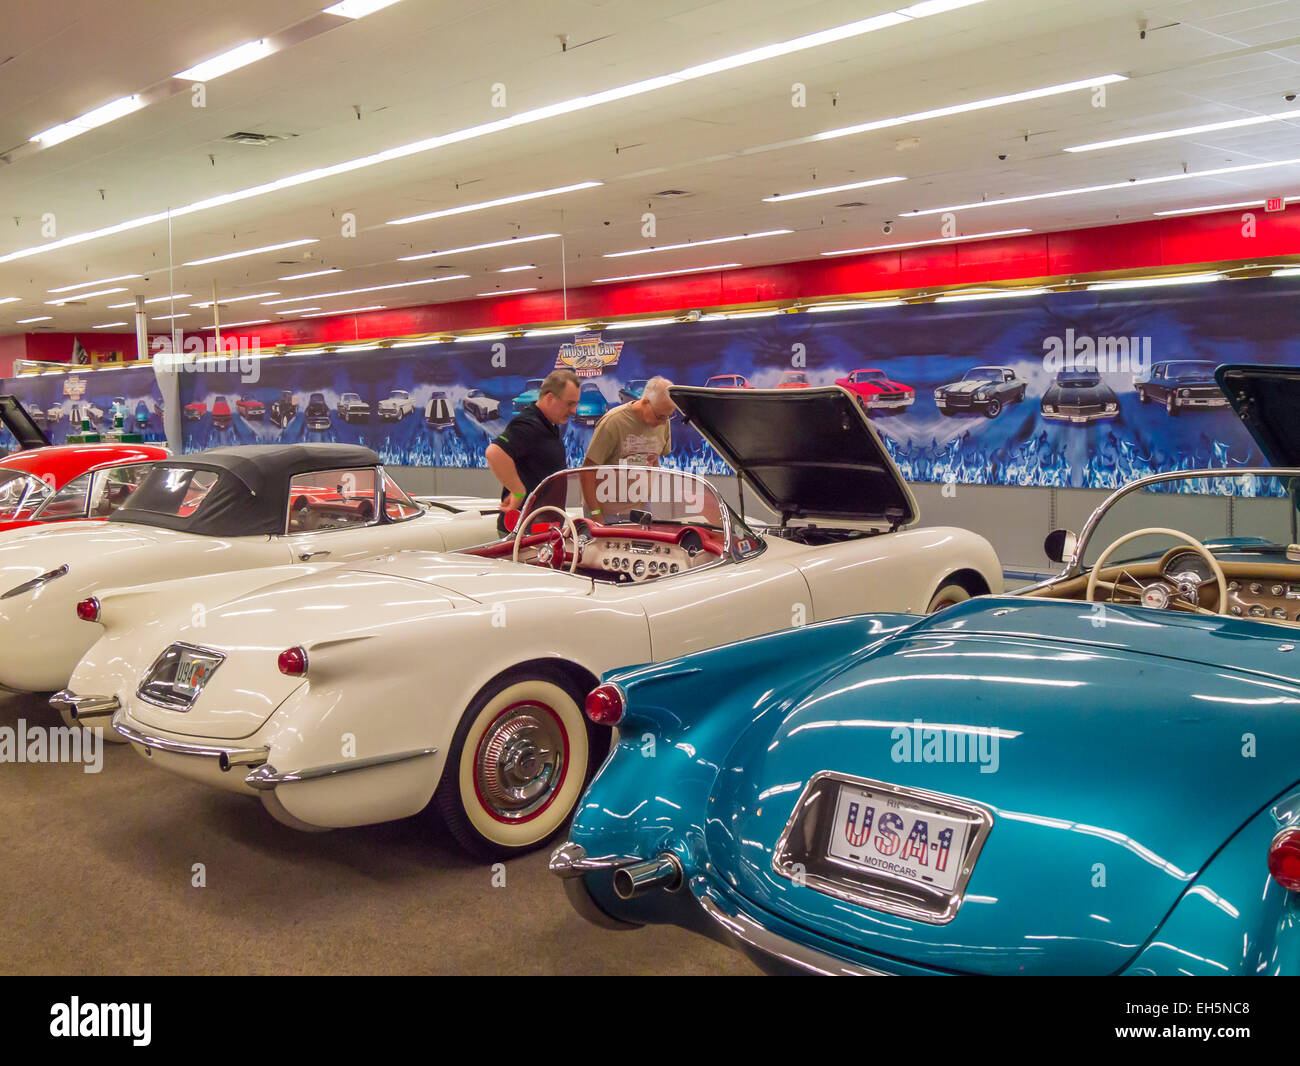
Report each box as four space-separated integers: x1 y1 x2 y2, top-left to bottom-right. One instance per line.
5 278 1300 489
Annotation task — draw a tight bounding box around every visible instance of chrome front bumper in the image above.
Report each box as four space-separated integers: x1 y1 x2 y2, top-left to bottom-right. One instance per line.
550 842 883 975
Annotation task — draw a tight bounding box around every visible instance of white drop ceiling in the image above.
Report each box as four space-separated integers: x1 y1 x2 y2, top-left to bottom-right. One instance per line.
2 0 1300 334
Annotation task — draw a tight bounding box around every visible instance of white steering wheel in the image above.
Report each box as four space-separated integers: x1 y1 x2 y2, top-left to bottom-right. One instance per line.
1085 527 1228 615
511 505 580 574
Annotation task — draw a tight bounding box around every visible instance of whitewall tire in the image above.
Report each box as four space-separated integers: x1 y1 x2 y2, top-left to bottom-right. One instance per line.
434 665 596 859
927 583 972 613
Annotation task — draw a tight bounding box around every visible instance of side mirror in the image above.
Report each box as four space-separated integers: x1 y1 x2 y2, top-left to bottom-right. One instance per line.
1044 529 1078 565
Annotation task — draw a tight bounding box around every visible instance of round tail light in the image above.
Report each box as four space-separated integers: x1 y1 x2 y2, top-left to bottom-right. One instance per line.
585 683 626 726
76 597 100 623
1268 828 1300 892
277 646 309 677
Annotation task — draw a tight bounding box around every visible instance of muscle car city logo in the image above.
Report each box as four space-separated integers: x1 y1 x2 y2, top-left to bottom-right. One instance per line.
554 332 624 377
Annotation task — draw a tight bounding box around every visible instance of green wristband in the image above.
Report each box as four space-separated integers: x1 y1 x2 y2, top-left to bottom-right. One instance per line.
511 491 525 499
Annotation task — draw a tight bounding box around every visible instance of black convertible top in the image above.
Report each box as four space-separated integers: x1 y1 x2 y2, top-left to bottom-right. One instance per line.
108 443 382 536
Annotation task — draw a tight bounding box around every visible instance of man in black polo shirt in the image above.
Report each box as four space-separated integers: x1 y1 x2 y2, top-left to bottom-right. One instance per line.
486 369 580 535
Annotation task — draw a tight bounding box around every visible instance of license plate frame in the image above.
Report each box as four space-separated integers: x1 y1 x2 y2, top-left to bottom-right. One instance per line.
136 642 225 711
773 772 994 925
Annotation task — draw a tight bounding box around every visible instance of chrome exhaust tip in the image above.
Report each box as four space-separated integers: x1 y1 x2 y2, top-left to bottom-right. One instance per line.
613 853 684 899
218 749 269 772
49 691 119 721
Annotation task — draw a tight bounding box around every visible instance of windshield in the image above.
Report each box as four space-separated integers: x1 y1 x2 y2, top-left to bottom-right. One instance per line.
963 368 1000 382
1060 375 1100 388
0 470 52 521
853 371 887 382
522 466 745 546
1079 471 1299 571
1163 361 1215 380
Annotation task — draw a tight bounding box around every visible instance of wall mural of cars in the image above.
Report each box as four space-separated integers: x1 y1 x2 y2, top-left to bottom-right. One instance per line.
934 366 1027 418
1136 360 1229 416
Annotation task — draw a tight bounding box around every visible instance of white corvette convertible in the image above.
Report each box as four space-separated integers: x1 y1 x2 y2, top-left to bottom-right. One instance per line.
0 443 498 697
66 386 1002 857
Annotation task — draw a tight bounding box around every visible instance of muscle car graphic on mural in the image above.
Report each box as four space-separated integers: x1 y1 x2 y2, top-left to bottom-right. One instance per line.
934 366 1027 418
60 387 1000 860
1040 367 1119 423
552 364 1300 977
1136 360 1229 416
835 368 915 412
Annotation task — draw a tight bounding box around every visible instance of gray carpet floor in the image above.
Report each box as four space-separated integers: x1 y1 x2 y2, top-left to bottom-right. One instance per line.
0 691 758 975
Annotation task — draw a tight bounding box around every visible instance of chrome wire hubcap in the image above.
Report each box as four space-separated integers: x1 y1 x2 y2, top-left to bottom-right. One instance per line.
476 705 566 820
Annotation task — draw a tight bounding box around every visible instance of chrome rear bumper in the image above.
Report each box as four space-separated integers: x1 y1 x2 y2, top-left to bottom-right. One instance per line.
550 841 885 974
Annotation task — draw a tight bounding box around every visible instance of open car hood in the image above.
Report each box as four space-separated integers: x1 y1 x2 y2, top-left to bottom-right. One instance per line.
0 395 51 450
668 385 917 527
1217 363 1300 466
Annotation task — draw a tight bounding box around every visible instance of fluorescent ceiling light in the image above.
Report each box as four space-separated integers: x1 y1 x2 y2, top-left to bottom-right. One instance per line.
1086 273 1223 291
454 332 510 342
183 238 318 267
0 7 986 267
399 234 560 261
30 96 144 147
175 39 274 82
1065 110 1300 153
477 288 537 296
763 176 907 202
276 308 322 315
0 297 19 305
92 322 128 328
593 263 741 283
192 292 281 308
262 276 467 305
16 316 53 323
604 318 678 329
387 182 602 225
498 265 536 273
48 274 142 293
1154 197 1300 217
45 287 129 305
198 319 269 329
1271 267 1300 278
704 309 780 320
301 305 385 317
325 0 403 17
107 294 193 308
821 228 1032 256
934 288 1049 302
807 300 904 311
604 230 790 258
902 158 1300 217
523 325 585 337
151 313 190 321
898 0 986 14
279 269 341 281
814 74 1125 145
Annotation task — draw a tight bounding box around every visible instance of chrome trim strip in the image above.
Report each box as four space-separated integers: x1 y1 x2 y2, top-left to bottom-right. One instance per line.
113 711 269 765
548 841 645 879
49 690 119 720
690 876 885 976
1 563 69 600
242 747 438 791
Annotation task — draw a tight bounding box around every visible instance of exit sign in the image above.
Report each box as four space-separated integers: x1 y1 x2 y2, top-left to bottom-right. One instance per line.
1266 197 1286 212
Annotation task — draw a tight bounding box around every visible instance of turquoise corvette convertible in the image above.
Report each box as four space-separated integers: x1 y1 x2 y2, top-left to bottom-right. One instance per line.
552 364 1300 975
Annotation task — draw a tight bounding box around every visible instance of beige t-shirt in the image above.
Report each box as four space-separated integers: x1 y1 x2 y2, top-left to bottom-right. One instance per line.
584 401 671 466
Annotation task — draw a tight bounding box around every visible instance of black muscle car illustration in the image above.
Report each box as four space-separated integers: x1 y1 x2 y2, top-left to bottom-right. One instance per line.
1040 368 1119 423
934 366 1027 418
1136 360 1227 415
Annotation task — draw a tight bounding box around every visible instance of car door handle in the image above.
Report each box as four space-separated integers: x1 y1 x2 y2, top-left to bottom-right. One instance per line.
298 550 331 561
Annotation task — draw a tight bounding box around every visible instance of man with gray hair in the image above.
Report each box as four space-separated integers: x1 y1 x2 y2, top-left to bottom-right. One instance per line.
583 375 675 469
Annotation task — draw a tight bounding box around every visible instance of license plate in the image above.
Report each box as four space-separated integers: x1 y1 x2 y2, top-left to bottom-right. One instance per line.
827 782 972 895
174 652 216 695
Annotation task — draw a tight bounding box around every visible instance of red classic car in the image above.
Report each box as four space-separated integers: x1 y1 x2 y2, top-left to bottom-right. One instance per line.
236 397 266 420
0 396 168 533
776 371 812 389
183 401 207 422
705 374 753 389
212 396 233 430
834 368 916 411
